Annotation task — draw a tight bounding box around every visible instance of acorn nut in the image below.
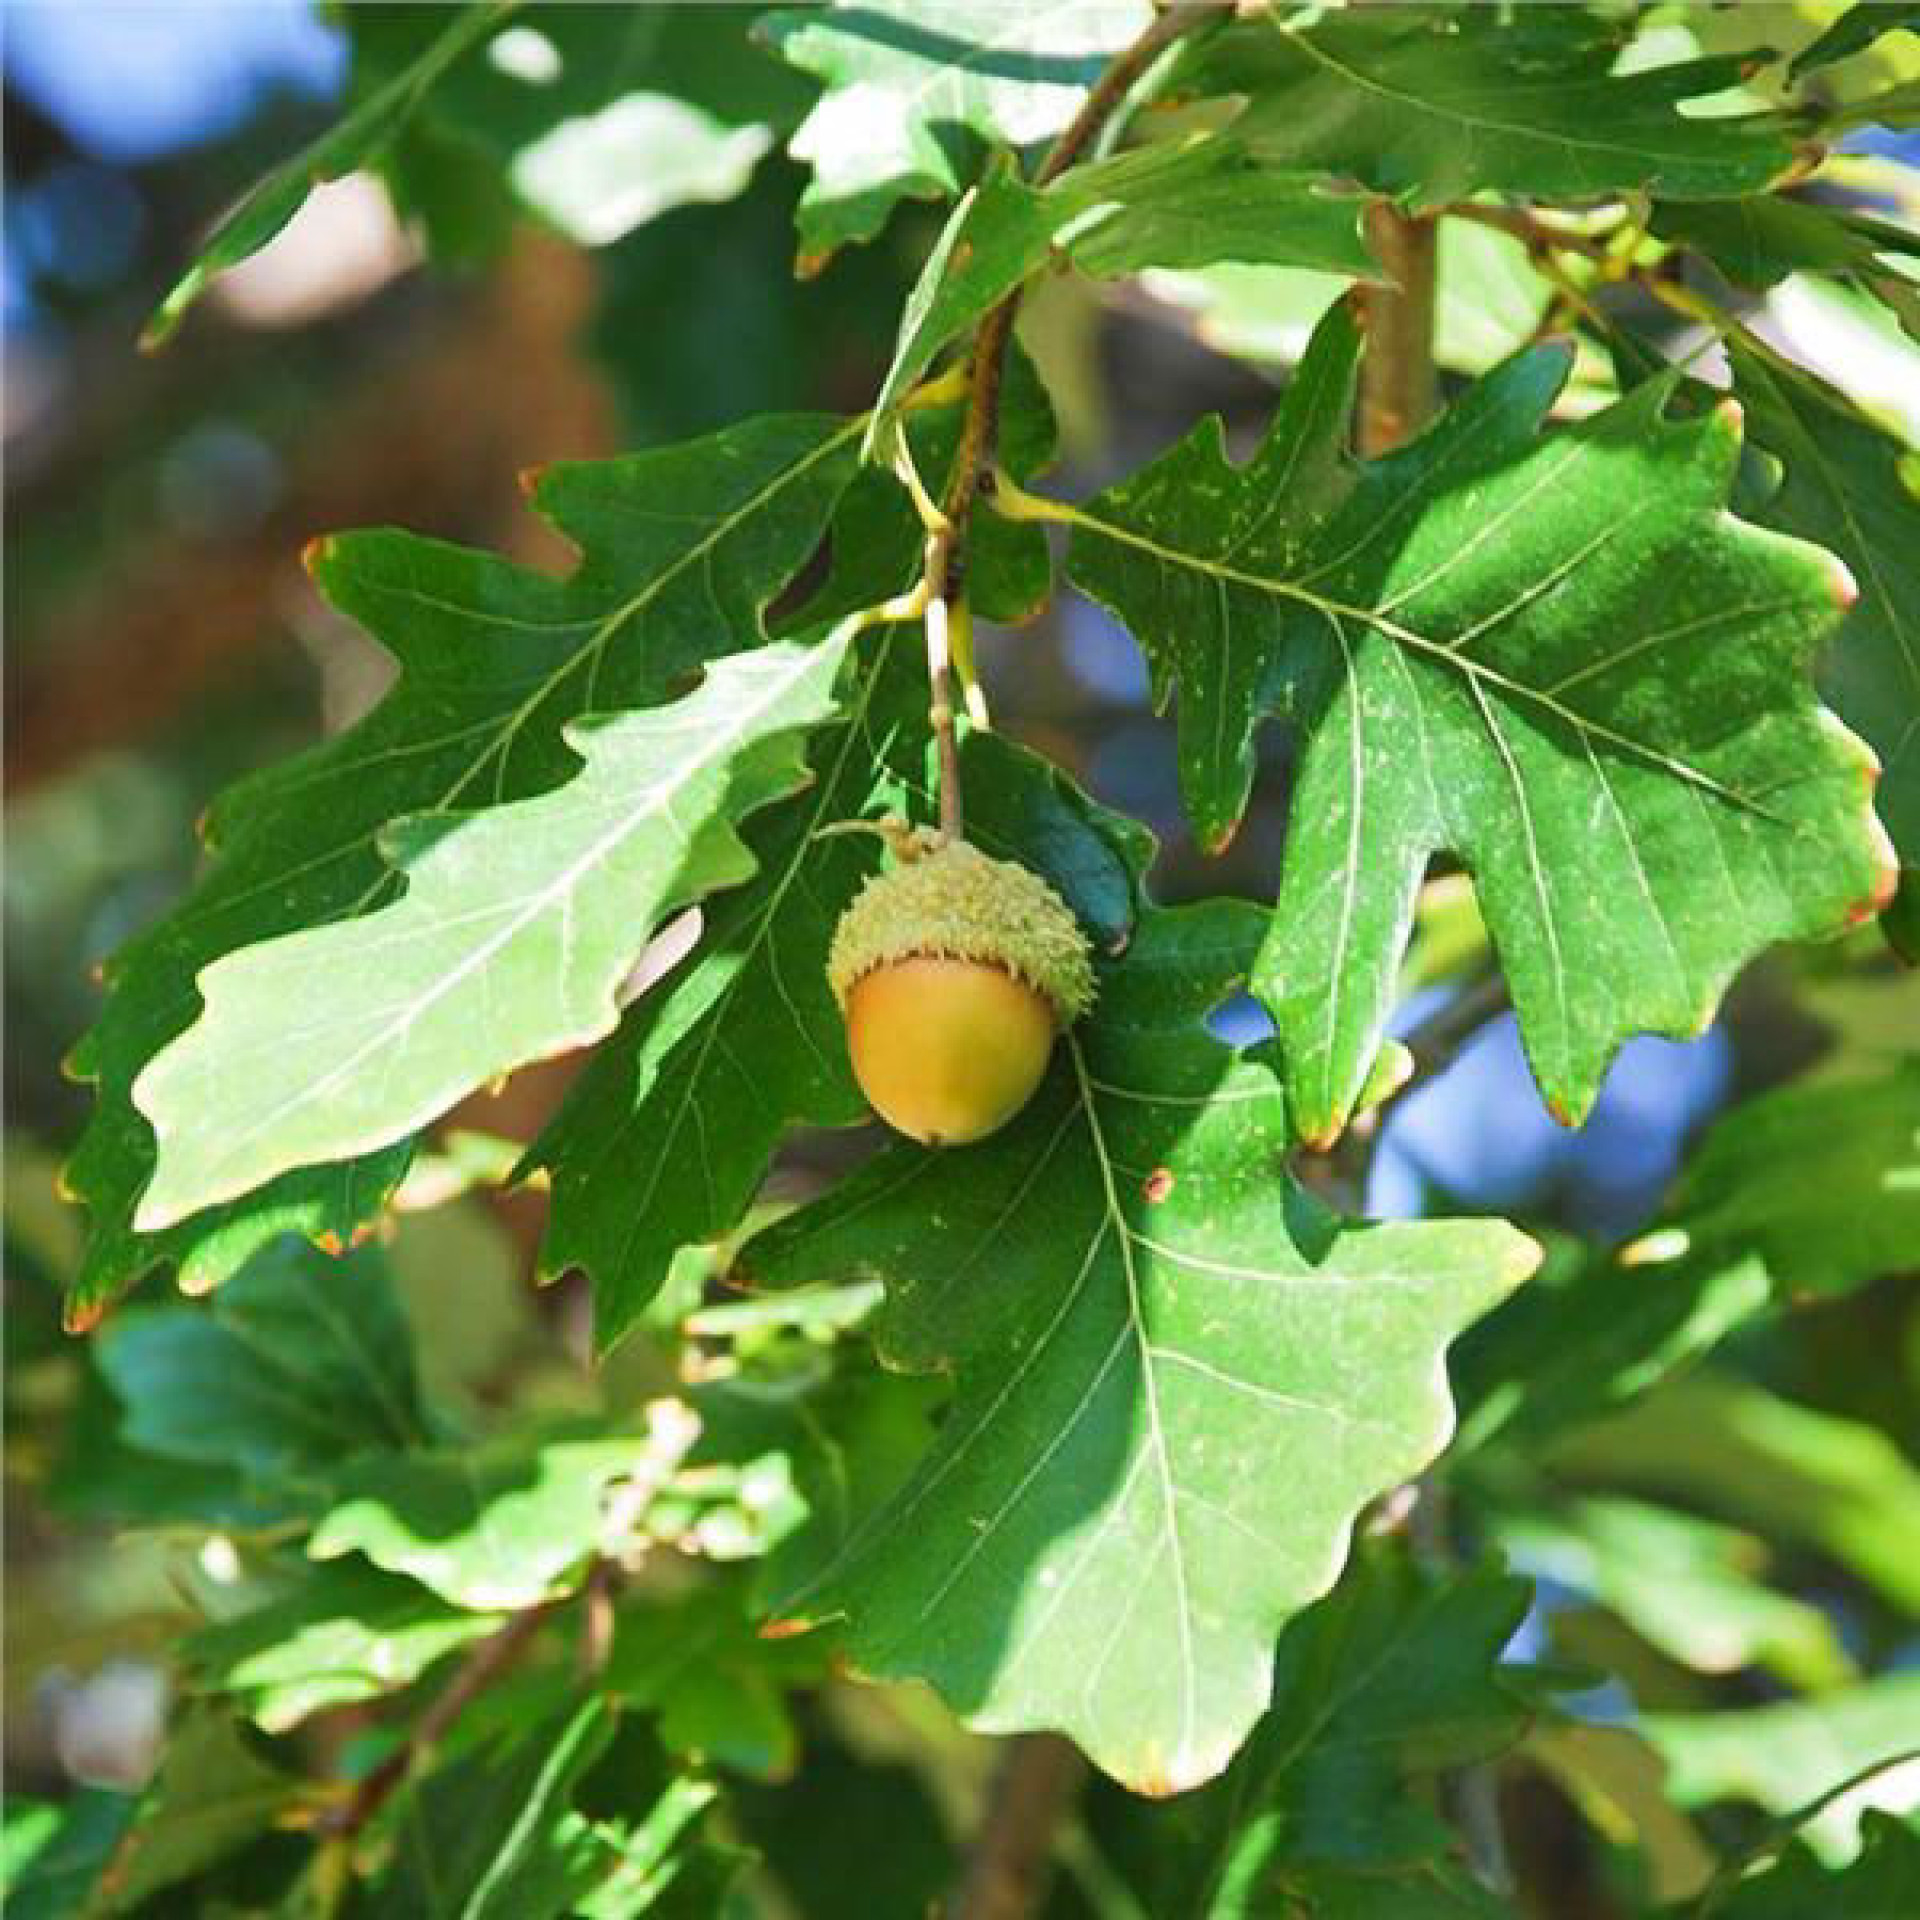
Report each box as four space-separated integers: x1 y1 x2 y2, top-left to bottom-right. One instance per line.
828 837 1095 1146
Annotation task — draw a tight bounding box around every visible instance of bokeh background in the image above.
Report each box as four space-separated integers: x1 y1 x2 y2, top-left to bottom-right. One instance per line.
7 0 1918 1883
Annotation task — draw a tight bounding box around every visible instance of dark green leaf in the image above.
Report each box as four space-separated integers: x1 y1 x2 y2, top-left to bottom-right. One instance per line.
1062 302 1890 1141
0 1793 134 1920
1651 198 1920 293
1189 6 1796 209
762 0 1156 266
1789 5 1920 82
744 806 1535 1791
1714 1812 1920 1918
132 632 851 1227
1728 338 1920 892
144 4 508 346
94 1237 426 1512
1141 1552 1537 1915
363 1699 617 1920
91 1713 299 1916
64 411 863 1328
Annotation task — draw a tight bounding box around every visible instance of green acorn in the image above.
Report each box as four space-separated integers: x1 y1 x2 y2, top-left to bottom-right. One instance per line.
828 835 1095 1146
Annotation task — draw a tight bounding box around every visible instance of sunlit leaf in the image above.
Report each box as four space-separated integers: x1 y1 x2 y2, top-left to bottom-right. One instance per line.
763 0 1155 267
133 631 850 1227
1060 303 1891 1141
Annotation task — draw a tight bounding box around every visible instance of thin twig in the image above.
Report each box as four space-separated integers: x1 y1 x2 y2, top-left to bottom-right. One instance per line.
936 2 1219 553
319 1596 561 1840
950 1733 1088 1920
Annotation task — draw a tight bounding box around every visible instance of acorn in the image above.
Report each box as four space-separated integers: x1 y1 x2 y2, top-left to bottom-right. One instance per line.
827 833 1096 1146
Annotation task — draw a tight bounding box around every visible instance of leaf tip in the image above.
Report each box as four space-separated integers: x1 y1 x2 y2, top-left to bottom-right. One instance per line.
516 464 549 502
759 1615 819 1642
1822 551 1859 613
62 1291 106 1336
300 535 334 578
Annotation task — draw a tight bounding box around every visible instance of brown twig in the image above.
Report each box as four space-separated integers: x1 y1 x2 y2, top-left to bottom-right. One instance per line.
318 1595 561 1840
936 2 1220 553
1357 203 1439 456
950 1733 1088 1920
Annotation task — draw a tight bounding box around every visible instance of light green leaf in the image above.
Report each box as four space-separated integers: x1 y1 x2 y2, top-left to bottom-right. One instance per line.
132 631 850 1228
511 94 772 246
1060 302 1891 1142
1190 5 1796 210
308 1427 648 1611
745 857 1536 1791
762 0 1155 267
144 3 508 346
1629 1063 1920 1298
1493 1497 1854 1692
1547 1373 1920 1616
63 410 863 1326
869 137 1376 442
186 1561 504 1733
1644 1679 1920 1862
94 1237 427 1509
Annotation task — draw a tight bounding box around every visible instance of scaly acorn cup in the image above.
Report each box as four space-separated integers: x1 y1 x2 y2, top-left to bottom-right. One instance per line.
828 833 1096 1146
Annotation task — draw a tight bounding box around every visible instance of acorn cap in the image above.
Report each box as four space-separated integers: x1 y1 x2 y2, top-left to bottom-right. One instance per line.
828 839 1096 1024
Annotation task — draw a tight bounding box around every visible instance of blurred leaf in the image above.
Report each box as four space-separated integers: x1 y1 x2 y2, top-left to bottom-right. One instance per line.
1629 1062 1920 1298
1063 303 1886 1143
186 1562 503 1733
132 632 850 1229
92 1712 299 1916
309 1428 649 1611
1455 1231 1773 1454
601 1581 830 1780
94 1238 427 1516
763 0 1156 267
1729 338 1920 907
1125 1553 1538 1915
1788 5 1920 82
1189 7 1796 209
1494 1497 1854 1692
1644 1679 1920 1861
144 4 508 346
1526 1722 1716 1906
357 0 811 256
1712 1810 1920 1917
363 1698 617 1920
747 845 1536 1791
869 138 1375 439
64 412 863 1328
0 1793 135 1920
1549 1372 1920 1615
